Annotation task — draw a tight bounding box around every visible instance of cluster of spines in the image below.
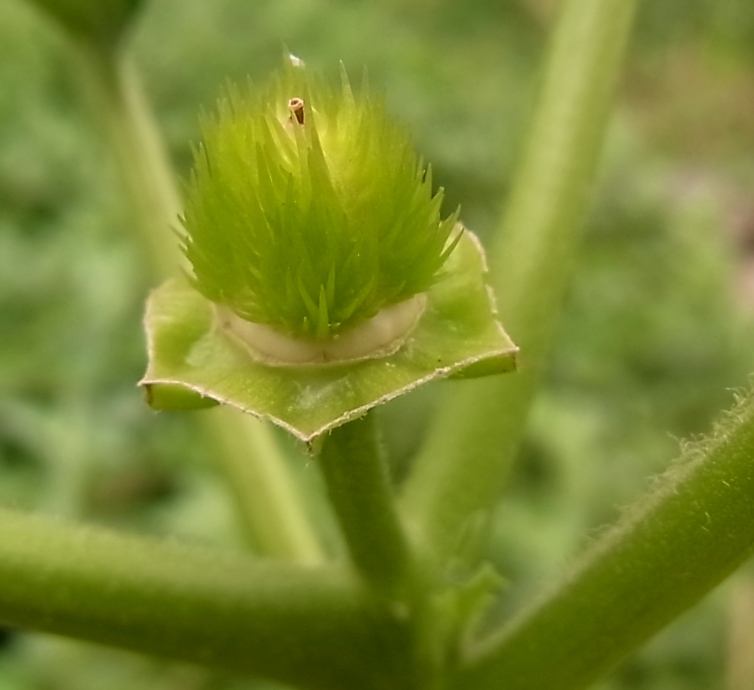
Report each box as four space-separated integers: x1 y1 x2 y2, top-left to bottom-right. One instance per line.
180 62 460 340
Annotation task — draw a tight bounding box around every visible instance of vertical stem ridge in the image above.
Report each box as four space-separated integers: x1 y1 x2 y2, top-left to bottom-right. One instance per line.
401 0 640 565
74 47 182 276
73 44 324 563
320 412 412 596
319 413 443 689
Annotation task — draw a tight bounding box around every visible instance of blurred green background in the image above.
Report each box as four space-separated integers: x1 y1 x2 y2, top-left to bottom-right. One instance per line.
1 0 754 688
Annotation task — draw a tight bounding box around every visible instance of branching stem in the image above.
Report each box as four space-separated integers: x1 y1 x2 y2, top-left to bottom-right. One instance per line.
453 391 754 690
0 506 411 690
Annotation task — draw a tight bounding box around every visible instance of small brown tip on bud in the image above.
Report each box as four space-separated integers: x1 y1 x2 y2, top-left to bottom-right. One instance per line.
288 97 305 125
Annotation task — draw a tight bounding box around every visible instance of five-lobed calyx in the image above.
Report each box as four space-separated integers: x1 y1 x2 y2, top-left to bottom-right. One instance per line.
180 60 460 343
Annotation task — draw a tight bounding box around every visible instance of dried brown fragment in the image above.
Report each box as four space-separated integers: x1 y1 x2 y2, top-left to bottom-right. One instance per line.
288 97 305 125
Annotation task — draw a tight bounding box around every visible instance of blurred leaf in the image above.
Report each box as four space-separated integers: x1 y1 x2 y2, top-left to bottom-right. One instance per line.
23 0 144 48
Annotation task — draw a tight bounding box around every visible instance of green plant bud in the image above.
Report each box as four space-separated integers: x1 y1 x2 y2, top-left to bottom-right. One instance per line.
25 0 143 47
180 59 461 343
143 60 517 440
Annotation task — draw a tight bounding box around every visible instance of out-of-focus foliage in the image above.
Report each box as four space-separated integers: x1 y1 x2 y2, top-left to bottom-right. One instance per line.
1 0 753 688
23 0 143 49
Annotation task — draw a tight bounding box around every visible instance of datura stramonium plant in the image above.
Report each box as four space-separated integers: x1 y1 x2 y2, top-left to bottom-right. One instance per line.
142 58 517 441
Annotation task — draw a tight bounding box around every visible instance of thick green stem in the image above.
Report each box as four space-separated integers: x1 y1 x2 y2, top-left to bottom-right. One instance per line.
319 413 441 689
319 412 413 597
0 506 412 690
74 46 181 277
453 392 754 690
72 45 324 563
402 0 639 565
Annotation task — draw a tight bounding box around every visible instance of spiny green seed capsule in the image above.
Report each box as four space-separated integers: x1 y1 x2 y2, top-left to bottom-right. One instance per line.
180 59 461 341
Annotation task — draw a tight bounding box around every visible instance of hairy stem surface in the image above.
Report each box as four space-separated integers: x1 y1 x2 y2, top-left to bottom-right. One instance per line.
320 412 413 598
319 412 441 689
0 506 411 690
454 392 754 690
